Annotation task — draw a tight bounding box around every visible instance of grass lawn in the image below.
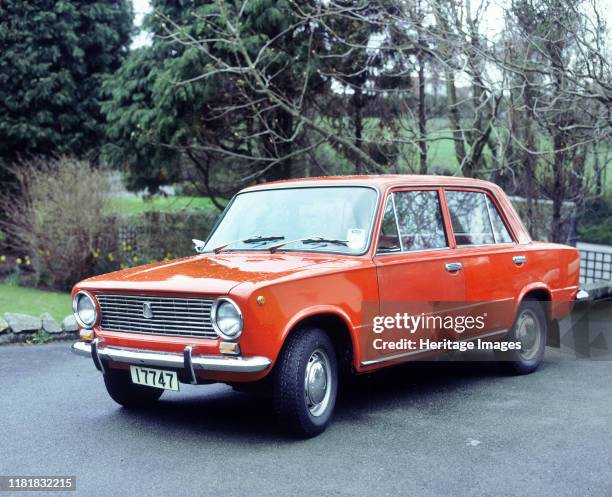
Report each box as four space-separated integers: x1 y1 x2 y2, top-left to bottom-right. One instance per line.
109 195 217 215
0 283 71 322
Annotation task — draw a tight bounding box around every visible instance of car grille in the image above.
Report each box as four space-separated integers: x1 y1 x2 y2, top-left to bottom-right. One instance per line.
97 294 217 339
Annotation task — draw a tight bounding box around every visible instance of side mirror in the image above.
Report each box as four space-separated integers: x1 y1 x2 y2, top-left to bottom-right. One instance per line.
192 239 206 254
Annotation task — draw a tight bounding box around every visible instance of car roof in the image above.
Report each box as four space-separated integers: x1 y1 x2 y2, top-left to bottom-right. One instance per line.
241 175 500 192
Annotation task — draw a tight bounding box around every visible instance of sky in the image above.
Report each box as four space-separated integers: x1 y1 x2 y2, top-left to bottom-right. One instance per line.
130 0 507 47
129 0 611 51
131 0 152 48
128 0 610 93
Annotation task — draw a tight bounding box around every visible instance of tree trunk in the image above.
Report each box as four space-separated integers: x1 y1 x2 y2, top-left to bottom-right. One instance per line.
446 71 468 175
522 83 537 237
593 144 603 197
417 47 427 174
550 131 566 243
432 3 467 176
353 87 364 174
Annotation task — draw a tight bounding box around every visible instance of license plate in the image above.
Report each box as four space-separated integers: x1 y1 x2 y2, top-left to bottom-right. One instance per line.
130 365 179 391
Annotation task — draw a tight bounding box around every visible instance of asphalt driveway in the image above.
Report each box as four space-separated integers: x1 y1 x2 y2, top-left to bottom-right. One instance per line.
0 338 611 497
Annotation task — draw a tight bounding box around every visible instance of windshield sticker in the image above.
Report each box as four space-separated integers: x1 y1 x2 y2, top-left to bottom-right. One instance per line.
347 229 366 250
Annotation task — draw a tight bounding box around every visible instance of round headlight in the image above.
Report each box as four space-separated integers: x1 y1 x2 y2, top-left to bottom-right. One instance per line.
211 298 243 340
73 291 97 328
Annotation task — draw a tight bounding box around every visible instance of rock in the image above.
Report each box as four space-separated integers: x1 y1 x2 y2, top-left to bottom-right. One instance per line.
41 312 62 334
4 313 42 333
62 315 78 333
0 317 9 334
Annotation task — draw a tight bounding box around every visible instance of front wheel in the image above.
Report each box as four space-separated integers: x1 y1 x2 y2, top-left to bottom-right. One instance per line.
273 327 338 438
496 299 547 375
103 368 164 408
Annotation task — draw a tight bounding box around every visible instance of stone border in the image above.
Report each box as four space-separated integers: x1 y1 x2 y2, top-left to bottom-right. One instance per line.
0 312 78 345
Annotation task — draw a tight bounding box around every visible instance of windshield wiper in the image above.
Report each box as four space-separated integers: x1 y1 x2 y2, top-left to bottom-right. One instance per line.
213 235 285 254
302 237 348 246
269 236 348 253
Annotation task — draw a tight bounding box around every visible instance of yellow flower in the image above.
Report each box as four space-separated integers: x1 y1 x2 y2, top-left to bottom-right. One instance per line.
0 255 6 263
132 256 139 263
107 253 114 262
16 257 22 265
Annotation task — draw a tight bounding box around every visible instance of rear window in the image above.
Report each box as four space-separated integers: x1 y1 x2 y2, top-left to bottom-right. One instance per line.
446 190 495 246
486 196 513 243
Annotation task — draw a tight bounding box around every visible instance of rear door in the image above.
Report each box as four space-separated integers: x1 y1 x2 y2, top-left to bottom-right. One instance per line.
443 188 521 339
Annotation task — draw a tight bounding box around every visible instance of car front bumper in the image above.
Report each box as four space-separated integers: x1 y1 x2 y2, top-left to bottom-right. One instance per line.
72 339 272 381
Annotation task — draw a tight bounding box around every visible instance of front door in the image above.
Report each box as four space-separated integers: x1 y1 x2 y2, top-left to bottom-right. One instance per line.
368 188 466 366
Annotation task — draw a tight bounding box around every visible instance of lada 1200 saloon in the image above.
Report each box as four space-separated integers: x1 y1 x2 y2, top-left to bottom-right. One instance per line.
72 176 585 437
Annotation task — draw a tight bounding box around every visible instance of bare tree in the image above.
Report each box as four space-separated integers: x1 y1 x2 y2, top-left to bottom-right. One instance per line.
155 1 463 185
145 0 609 241
494 0 611 241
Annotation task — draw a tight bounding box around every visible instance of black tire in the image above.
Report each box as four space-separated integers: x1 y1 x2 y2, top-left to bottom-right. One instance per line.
496 299 547 375
273 327 338 438
103 368 164 408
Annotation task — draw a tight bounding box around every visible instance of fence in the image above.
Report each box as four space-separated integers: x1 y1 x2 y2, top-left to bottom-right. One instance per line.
580 249 612 284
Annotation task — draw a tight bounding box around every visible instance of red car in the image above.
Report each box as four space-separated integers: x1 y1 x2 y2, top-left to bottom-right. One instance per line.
72 176 585 437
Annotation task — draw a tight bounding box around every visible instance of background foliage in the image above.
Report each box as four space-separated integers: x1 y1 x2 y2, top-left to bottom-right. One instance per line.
0 0 133 175
1 157 111 290
0 0 610 295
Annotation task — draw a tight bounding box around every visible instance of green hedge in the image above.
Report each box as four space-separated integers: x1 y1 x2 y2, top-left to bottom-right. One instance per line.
94 208 220 273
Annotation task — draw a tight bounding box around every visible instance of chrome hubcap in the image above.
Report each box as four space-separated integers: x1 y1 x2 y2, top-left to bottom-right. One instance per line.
304 349 331 417
517 309 541 360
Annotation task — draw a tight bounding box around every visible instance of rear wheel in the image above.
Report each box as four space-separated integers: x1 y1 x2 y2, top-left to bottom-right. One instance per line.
496 299 547 374
273 327 338 438
103 368 164 407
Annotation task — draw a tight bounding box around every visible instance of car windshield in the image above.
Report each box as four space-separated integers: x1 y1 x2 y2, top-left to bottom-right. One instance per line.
204 186 379 255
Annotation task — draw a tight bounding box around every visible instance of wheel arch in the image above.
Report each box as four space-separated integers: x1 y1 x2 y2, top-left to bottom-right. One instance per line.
518 284 552 319
280 307 357 374
517 285 557 346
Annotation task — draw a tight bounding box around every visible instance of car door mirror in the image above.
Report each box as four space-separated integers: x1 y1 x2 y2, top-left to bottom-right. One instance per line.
192 239 206 254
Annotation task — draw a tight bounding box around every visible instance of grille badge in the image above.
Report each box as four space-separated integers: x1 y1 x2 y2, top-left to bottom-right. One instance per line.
142 302 154 319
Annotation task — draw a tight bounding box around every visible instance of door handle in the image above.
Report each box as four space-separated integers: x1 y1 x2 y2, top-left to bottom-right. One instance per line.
513 255 527 265
445 262 463 272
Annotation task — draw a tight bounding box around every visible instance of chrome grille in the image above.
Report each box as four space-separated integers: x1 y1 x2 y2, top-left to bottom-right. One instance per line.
97 294 217 339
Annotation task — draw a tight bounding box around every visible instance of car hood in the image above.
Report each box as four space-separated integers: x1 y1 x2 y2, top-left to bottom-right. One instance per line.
76 252 345 295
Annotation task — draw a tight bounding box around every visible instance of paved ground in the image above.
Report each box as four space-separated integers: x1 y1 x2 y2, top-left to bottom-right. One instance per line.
1 337 611 497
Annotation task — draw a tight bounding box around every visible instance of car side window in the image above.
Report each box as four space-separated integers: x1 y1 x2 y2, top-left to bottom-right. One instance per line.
446 190 495 246
486 196 513 243
393 190 448 251
377 198 401 253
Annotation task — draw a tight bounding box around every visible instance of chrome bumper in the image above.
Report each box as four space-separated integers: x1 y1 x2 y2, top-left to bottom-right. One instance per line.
576 289 590 301
71 340 272 377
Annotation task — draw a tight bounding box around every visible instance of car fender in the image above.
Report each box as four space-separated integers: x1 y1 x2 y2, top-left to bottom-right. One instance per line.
515 282 553 318
280 304 360 360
